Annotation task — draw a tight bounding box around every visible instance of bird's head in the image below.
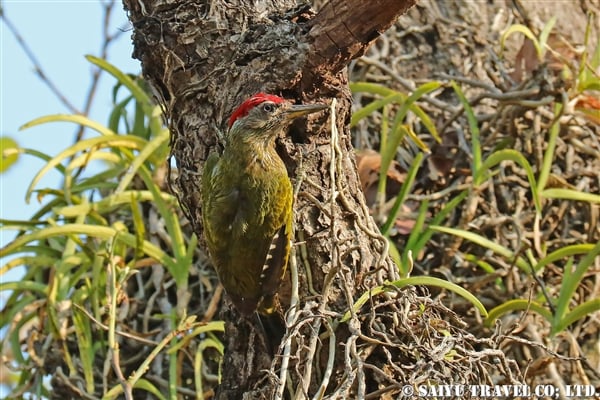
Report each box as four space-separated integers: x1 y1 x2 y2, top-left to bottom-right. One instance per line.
227 93 327 142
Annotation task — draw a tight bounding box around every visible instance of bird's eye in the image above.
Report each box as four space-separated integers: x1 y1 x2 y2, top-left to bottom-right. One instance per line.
262 103 275 113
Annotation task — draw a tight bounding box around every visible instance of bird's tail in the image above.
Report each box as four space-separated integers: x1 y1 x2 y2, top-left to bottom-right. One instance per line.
257 299 286 354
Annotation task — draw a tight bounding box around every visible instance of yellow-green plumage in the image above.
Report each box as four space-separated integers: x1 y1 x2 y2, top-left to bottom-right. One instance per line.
201 93 325 315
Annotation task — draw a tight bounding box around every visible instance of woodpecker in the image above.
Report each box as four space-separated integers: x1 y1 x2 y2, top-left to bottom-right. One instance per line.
201 93 327 316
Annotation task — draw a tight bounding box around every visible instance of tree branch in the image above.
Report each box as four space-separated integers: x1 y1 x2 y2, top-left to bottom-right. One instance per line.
306 0 417 75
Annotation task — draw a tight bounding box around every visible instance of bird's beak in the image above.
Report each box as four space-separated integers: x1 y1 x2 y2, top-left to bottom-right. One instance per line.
283 103 328 120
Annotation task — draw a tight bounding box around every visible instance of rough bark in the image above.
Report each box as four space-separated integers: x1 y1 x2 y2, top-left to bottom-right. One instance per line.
122 0 517 398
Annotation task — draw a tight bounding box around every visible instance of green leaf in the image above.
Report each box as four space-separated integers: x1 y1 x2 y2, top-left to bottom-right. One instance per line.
54 190 176 217
451 82 482 179
350 93 405 127
403 122 431 152
0 293 37 335
377 124 406 202
0 136 20 173
349 82 396 97
3 301 39 365
394 81 441 125
170 321 225 353
465 253 501 276
131 379 167 400
135 165 190 288
115 128 169 194
20 114 116 137
430 225 532 272
0 280 48 295
62 149 122 202
108 94 134 134
476 149 541 214
349 81 441 142
408 102 440 142
193 334 225 396
86 56 164 137
341 276 488 323
1 254 57 276
405 191 468 268
386 237 403 273
381 152 424 235
86 55 152 113
501 24 542 59
552 240 600 335
72 304 95 393
538 17 557 56
485 299 553 326
553 298 600 335
537 103 563 194
541 188 600 204
402 199 428 274
535 243 596 272
0 224 178 272
23 134 147 203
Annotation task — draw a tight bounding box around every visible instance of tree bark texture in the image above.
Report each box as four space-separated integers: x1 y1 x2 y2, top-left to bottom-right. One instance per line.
122 0 519 398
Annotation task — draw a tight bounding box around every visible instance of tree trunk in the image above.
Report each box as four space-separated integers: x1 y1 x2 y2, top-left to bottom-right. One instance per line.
122 0 519 398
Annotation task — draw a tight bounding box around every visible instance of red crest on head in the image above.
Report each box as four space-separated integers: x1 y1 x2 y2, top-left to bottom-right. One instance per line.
228 93 286 128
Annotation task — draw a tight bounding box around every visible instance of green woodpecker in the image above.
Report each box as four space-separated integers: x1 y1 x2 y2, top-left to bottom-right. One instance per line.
201 93 327 316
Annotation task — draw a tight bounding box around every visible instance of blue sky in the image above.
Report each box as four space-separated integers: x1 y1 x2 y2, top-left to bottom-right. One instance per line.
1 1 140 262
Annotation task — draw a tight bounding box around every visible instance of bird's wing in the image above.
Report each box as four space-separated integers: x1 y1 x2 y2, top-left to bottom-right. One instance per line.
258 223 290 314
201 153 241 248
257 177 293 313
